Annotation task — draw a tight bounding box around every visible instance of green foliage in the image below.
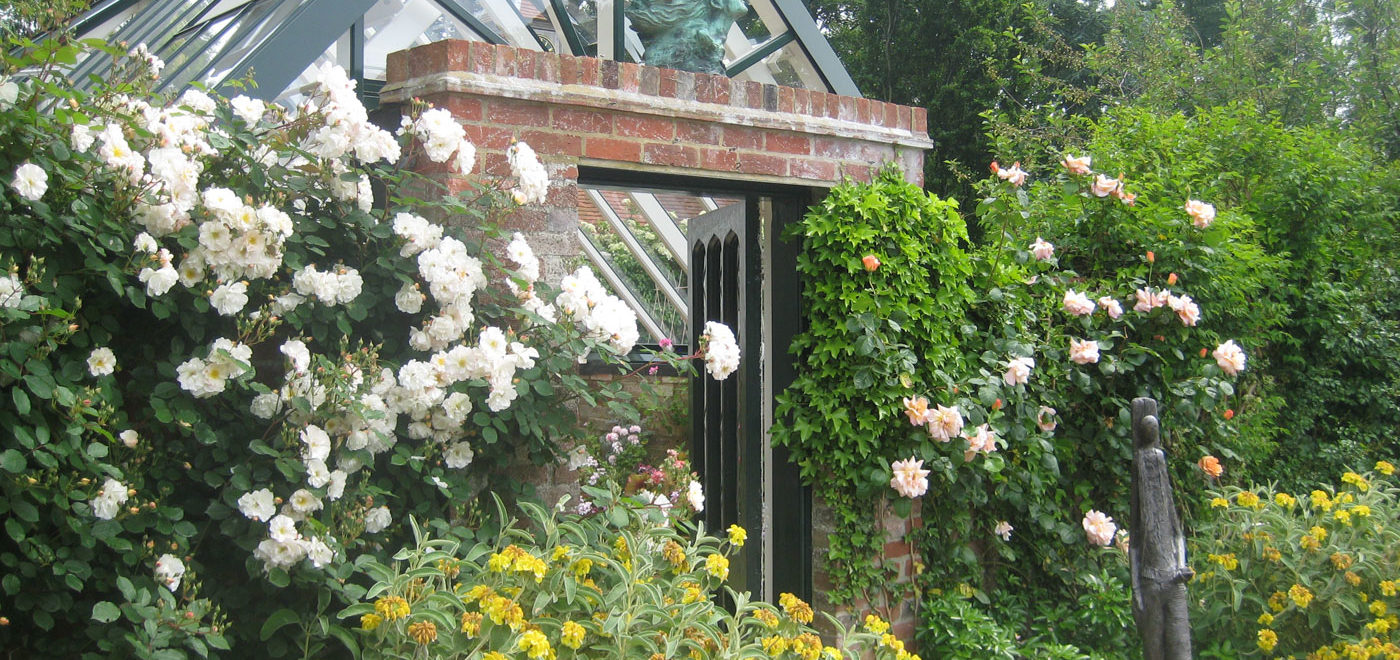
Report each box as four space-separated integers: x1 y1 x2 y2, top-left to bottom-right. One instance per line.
1190 466 1400 658
347 486 909 659
771 166 973 603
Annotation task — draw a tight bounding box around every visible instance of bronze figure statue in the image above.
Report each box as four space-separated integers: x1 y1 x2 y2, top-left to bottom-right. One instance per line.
1130 397 1194 660
625 0 749 75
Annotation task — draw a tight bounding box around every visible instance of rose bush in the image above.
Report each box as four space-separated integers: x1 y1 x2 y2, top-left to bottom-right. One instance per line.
0 37 724 656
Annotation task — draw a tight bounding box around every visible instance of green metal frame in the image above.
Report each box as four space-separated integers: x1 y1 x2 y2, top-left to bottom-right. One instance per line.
724 30 794 78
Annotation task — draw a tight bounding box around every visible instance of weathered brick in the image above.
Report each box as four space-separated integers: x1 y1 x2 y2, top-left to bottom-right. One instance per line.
560 56 581 85
616 115 675 140
516 49 537 80
478 151 512 176
723 126 764 149
639 66 660 96
855 98 872 125
841 162 873 182
789 158 838 181
642 143 700 168
765 131 810 155
487 99 549 127
837 96 856 121
618 62 642 92
535 51 561 82
744 81 764 109
494 46 518 77
467 41 496 75
519 129 583 157
545 180 579 207
912 106 928 134
824 94 841 119
463 125 516 150
700 147 741 172
735 152 786 176
897 104 912 131
552 107 611 134
778 86 795 113
674 70 697 101
793 88 811 116
584 137 642 162
601 60 620 89
422 94 482 121
676 120 722 145
578 57 601 86
658 68 680 97
386 50 410 83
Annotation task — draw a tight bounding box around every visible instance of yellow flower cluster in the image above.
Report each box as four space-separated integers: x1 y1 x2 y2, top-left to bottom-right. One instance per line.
1257 628 1278 652
407 620 437 645
864 614 890 634
728 524 747 547
1289 583 1314 608
1208 553 1239 571
560 620 585 649
704 553 729 581
1383 580 1398 597
1312 490 1334 511
663 540 690 571
1343 471 1370 492
754 608 780 628
780 592 815 625
680 580 704 604
481 593 525 629
1311 638 1400 660
1376 460 1395 476
1262 545 1281 562
375 595 411 621
517 629 553 660
1237 491 1262 509
1269 591 1288 612
488 545 549 582
1275 492 1297 508
361 613 383 631
1210 497 1230 509
461 611 483 636
1332 552 1355 570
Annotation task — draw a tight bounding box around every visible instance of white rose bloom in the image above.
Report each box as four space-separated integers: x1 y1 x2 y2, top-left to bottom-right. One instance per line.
701 322 741 380
230 95 266 125
255 538 305 571
305 459 330 488
139 265 179 296
363 506 392 534
238 488 277 522
304 536 333 568
1062 290 1096 316
71 123 95 152
87 347 117 377
11 162 47 201
268 514 299 542
0 79 18 108
300 425 331 461
133 232 158 254
0 274 24 308
326 470 347 501
250 392 281 419
442 392 473 424
1003 356 1035 386
119 429 139 448
687 480 704 512
288 488 322 514
154 554 186 591
210 281 249 316
1213 340 1247 376
443 441 474 469
394 282 423 314
453 139 476 174
1069 338 1100 365
91 478 129 520
280 340 311 372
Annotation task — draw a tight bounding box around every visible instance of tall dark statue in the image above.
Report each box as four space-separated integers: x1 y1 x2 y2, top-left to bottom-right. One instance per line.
625 0 748 75
1130 397 1194 660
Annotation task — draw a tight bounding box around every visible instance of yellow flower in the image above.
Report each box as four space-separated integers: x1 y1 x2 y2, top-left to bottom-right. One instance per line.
571 557 593 580
408 620 437 645
1353 505 1372 517
360 613 383 631
728 524 747 547
374 595 411 621
663 540 690 571
561 620 586 649
1373 601 1389 617
1346 571 1362 586
1335 509 1353 525
518 629 553 660
1208 553 1239 571
613 535 630 560
1237 491 1261 508
1269 591 1288 612
1331 552 1355 570
780 592 815 625
865 614 891 634
1382 580 1398 597
484 653 507 660
1275 493 1297 508
436 558 460 579
1311 490 1334 511
1210 497 1229 509
1343 471 1370 491
460 611 483 636
1262 546 1281 562
754 608 780 628
762 635 790 655
879 633 905 652
1376 460 1395 475
1258 612 1274 626
1289 583 1314 608
1368 617 1393 634
705 553 729 581
552 545 571 561
1312 525 1328 542
823 647 844 659
1258 628 1278 652
681 581 704 604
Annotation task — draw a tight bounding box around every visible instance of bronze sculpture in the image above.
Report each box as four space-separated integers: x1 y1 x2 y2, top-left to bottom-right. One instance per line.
1130 397 1194 660
625 0 749 75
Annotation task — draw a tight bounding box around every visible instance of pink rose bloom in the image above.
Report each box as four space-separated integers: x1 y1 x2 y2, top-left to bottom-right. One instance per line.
1029 237 1055 261
903 396 933 426
927 404 964 442
1036 405 1057 432
1003 356 1035 386
1168 293 1201 326
963 424 998 462
1069 338 1100 365
1062 290 1096 316
1097 296 1124 319
889 457 930 498
996 161 1028 186
1133 288 1167 313
1082 509 1116 546
1213 340 1247 376
1185 199 1216 228
1091 174 1120 197
1061 154 1091 175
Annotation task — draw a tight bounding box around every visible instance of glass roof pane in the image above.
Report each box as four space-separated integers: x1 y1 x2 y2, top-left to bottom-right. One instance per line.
558 0 598 54
362 0 488 81
733 39 823 90
194 0 302 88
271 30 353 104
